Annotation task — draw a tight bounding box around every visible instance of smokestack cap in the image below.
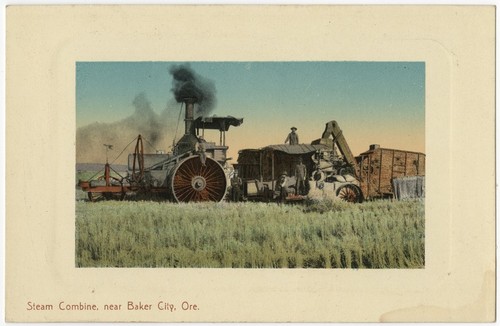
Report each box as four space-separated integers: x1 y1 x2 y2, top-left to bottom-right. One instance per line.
183 97 198 104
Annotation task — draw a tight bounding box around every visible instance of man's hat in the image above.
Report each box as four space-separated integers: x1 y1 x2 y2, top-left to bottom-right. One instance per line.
291 127 297 131
281 171 288 176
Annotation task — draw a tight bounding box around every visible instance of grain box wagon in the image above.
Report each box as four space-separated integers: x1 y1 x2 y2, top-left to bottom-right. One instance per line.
355 145 425 200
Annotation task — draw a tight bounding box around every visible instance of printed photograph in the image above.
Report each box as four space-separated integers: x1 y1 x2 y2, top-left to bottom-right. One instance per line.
75 61 425 268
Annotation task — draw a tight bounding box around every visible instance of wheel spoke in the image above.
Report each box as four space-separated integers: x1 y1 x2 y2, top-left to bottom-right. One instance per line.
175 185 196 200
172 156 226 202
338 185 360 203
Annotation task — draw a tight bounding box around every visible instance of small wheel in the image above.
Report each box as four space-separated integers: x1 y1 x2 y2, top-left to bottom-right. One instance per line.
88 192 104 202
88 192 124 202
337 184 363 203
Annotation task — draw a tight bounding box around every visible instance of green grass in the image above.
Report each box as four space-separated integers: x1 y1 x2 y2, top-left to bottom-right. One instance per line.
75 199 424 268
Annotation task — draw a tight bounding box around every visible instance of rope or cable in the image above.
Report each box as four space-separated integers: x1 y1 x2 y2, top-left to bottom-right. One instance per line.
110 136 139 165
109 165 125 180
87 126 172 181
143 137 159 153
87 168 105 182
84 135 141 182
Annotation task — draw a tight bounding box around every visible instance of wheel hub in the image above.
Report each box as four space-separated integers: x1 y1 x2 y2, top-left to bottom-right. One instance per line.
172 156 227 202
191 176 207 191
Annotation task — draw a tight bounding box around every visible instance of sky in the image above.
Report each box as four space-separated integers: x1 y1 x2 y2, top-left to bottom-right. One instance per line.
76 61 425 164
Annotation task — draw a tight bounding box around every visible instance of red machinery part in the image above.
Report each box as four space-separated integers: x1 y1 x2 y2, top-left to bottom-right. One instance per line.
171 156 227 203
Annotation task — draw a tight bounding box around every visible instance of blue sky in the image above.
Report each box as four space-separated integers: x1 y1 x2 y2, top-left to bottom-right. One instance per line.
76 61 425 159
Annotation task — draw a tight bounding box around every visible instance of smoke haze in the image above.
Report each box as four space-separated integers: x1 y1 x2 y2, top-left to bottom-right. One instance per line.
76 92 178 164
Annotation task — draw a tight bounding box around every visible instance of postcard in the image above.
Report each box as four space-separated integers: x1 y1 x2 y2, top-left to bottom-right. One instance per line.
5 5 495 322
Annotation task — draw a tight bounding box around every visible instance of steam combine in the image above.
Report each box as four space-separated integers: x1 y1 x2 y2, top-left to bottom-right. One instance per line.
78 63 426 203
79 99 425 204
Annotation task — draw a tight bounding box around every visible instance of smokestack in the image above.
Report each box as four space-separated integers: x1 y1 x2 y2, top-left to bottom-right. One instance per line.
184 98 196 136
173 97 199 156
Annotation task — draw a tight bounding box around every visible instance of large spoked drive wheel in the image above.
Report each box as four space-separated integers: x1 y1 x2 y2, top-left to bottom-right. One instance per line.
336 184 363 203
171 156 227 202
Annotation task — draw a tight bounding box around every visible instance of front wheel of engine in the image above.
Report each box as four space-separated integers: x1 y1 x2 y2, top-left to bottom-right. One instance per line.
171 156 227 202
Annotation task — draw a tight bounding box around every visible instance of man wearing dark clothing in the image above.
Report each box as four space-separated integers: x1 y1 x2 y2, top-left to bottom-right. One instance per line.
285 127 299 145
230 170 243 202
295 158 307 195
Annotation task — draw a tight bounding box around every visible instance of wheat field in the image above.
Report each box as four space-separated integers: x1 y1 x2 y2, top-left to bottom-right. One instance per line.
75 198 424 268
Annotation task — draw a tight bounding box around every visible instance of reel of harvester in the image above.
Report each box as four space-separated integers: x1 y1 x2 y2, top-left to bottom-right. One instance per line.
129 134 145 185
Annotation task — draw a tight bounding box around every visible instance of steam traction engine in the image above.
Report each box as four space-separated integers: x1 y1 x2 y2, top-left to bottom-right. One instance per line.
78 98 243 202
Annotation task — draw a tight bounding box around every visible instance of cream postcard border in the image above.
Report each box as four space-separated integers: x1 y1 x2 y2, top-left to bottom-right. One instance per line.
5 6 495 322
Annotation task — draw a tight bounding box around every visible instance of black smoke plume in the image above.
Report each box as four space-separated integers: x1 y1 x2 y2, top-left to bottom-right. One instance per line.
169 64 216 116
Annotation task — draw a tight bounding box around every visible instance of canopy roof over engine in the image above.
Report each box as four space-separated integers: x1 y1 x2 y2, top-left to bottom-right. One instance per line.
194 116 243 132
